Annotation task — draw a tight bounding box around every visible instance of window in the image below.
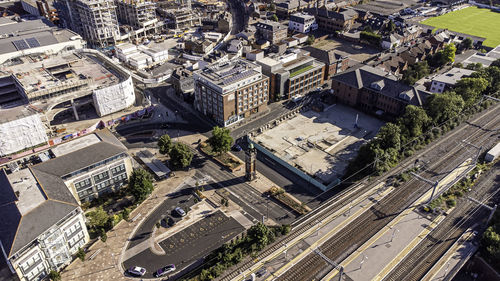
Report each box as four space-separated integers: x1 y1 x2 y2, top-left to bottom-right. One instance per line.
75 178 91 191
93 171 109 183
110 164 125 176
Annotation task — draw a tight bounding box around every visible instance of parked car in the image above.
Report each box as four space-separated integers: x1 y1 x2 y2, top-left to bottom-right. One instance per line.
174 207 186 217
127 266 146 276
232 144 242 152
154 264 176 277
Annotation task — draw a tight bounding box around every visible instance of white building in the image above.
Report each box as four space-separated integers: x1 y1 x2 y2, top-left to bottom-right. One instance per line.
115 43 169 70
0 17 85 65
0 107 48 157
0 168 89 281
430 68 475 94
93 76 135 116
288 12 317 33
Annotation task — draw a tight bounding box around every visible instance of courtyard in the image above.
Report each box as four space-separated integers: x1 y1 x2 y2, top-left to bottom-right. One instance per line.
254 104 384 185
421 6 500 48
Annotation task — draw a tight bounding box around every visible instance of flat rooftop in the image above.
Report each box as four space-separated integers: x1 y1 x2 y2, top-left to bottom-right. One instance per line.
196 59 263 89
50 134 101 157
0 106 37 125
7 168 45 216
1 52 120 97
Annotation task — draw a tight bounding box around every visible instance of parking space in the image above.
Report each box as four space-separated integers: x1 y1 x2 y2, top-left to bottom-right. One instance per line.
254 104 384 185
123 211 245 279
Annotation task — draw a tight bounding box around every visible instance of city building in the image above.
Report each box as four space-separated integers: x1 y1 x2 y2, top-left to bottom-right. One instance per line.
57 0 120 48
430 68 475 94
303 46 349 78
21 0 60 24
115 0 164 41
331 65 430 116
308 7 358 32
288 12 317 33
158 7 202 29
171 68 194 98
193 58 269 126
38 129 133 202
255 20 288 45
115 43 169 70
0 16 85 65
0 167 89 281
0 106 48 157
257 50 325 101
0 49 135 121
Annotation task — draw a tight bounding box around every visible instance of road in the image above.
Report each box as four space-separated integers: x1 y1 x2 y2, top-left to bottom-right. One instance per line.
228 0 246 35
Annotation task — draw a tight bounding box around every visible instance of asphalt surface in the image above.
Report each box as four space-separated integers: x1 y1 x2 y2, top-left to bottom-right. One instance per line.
123 211 244 280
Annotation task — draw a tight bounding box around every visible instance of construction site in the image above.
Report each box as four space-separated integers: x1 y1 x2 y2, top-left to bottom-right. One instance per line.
254 104 384 186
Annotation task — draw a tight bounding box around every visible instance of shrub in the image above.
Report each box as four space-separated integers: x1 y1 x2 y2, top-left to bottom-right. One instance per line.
76 247 86 261
446 199 457 208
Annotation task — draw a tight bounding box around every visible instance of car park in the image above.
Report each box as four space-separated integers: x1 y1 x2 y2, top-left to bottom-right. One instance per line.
154 264 176 277
174 207 186 217
127 266 146 276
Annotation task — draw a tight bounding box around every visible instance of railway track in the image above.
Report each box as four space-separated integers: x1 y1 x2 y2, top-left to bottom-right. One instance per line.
275 105 500 281
382 163 500 281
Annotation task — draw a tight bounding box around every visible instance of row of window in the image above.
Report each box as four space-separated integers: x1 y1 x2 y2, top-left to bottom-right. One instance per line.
19 253 42 273
74 178 92 191
64 222 82 240
110 164 126 176
93 170 110 184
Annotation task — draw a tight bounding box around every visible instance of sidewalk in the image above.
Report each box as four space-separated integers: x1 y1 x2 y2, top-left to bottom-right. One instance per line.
60 169 195 281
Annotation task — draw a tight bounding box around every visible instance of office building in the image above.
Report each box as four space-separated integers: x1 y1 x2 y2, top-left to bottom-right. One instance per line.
288 12 317 33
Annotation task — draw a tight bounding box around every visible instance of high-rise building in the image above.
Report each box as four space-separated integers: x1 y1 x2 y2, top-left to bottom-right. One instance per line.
193 59 269 127
115 0 163 40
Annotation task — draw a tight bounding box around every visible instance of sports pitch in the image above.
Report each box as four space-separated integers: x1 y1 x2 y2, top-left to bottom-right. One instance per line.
421 6 500 48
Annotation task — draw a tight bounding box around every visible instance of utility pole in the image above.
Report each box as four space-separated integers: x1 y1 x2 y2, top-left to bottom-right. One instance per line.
411 172 439 204
467 196 498 225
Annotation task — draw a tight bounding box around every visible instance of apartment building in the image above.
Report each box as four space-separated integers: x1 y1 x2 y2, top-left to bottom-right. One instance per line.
255 20 288 45
0 168 89 281
193 59 269 126
58 0 120 47
303 46 350 78
331 65 430 116
257 50 325 101
430 68 475 94
115 0 163 40
288 12 317 33
21 0 60 24
308 7 358 32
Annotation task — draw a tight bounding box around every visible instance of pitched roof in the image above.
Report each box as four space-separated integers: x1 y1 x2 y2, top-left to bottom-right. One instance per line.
0 169 78 258
303 46 349 65
332 65 429 106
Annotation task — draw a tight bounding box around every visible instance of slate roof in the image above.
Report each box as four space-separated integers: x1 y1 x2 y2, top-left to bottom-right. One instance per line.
303 46 349 65
332 65 430 106
311 7 358 20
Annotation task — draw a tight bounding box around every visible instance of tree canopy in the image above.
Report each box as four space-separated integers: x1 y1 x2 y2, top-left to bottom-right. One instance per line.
208 126 233 155
86 206 109 230
454 77 488 106
376 123 401 150
169 142 194 169
158 134 173 155
128 168 154 202
426 91 465 124
402 61 430 85
397 105 431 138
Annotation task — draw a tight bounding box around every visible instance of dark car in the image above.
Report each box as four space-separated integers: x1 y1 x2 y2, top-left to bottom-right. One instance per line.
232 144 242 152
127 266 146 276
154 264 176 277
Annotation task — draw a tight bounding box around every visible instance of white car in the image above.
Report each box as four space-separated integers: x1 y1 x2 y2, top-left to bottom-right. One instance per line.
127 266 146 276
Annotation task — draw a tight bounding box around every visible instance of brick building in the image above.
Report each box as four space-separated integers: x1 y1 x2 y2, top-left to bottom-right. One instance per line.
303 46 350 78
255 20 288 44
193 59 269 126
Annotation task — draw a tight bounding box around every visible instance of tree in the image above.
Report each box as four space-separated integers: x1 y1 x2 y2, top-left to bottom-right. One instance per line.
386 20 396 33
376 123 401 150
128 168 154 202
158 134 173 155
169 142 193 168
48 270 61 281
398 105 431 138
76 247 86 261
454 77 488 105
461 37 473 50
86 206 109 230
426 91 465 124
268 3 275 11
402 61 430 85
121 207 130 221
360 31 382 46
491 58 500 68
442 43 456 64
466 62 483 71
247 223 274 250
306 35 315 45
271 14 278 22
208 126 233 155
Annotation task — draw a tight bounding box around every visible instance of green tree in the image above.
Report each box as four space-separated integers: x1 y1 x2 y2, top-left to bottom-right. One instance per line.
271 14 278 22
398 105 430 138
86 206 109 230
306 35 315 45
442 43 456 64
128 168 154 202
376 123 401 150
360 31 382 46
426 91 465 123
461 37 473 50
491 58 500 68
169 142 193 168
158 134 173 155
208 126 233 155
466 62 483 71
121 207 130 221
402 61 429 85
247 223 273 250
76 247 86 261
268 3 275 11
454 77 488 105
482 226 500 259
48 270 61 281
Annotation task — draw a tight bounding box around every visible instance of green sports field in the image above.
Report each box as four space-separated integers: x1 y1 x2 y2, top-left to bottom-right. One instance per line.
421 6 500 48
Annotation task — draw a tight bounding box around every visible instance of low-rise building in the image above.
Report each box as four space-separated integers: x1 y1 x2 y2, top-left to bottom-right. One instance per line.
115 43 169 70
255 20 288 45
331 65 430 116
171 68 195 97
303 46 349 78
430 68 475 94
0 167 89 281
193 58 269 126
257 50 325 101
308 7 358 32
288 12 317 33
